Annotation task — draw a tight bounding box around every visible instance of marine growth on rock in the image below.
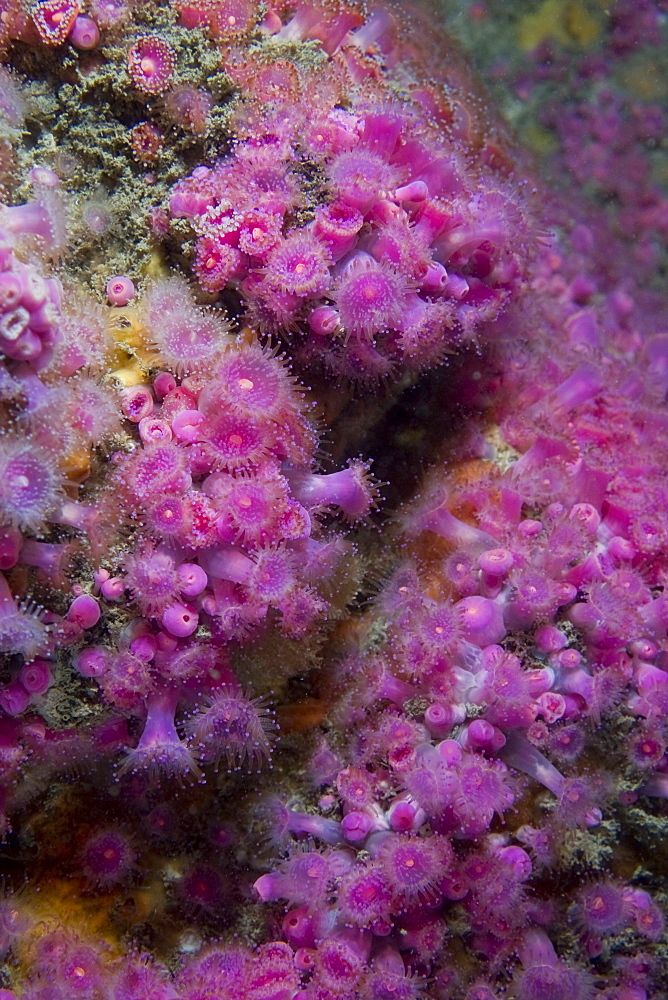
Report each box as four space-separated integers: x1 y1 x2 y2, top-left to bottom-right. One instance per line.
0 0 667 998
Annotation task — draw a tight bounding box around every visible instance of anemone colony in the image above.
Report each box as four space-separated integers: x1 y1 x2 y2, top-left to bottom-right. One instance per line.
0 0 667 997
